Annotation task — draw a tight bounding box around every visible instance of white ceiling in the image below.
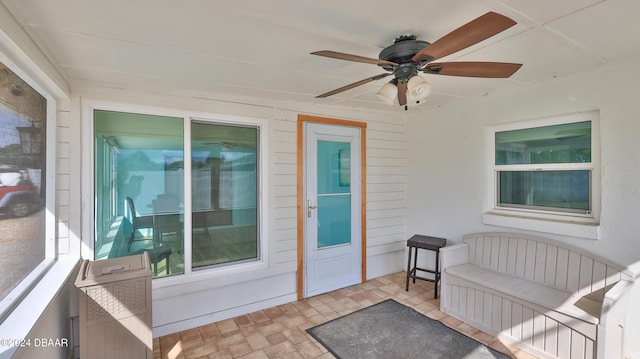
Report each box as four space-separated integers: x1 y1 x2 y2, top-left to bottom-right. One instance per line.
2 0 639 112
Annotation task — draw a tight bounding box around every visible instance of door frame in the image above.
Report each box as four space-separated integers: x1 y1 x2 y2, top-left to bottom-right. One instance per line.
297 114 367 300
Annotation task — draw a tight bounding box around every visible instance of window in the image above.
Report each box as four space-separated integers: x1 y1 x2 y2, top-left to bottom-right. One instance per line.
191 121 259 269
0 59 50 318
93 109 261 278
496 120 592 214
485 111 600 237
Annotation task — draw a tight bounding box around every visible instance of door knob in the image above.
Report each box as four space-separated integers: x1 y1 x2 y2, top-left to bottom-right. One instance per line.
307 199 319 218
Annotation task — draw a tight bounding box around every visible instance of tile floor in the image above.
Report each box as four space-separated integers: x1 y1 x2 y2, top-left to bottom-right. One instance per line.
154 272 538 359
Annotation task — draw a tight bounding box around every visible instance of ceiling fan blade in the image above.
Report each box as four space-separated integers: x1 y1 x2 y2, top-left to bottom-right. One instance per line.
316 73 391 98
423 62 522 78
397 81 407 106
312 50 399 67
412 12 517 62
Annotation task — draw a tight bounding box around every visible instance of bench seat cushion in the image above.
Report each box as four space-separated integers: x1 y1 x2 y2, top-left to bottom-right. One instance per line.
446 263 598 325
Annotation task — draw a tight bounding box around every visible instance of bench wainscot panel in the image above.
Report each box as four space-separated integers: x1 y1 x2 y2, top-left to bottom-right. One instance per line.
440 232 635 359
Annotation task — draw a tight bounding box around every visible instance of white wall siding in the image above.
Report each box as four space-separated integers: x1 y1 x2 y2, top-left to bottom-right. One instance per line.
56 108 72 255
72 87 408 336
270 114 299 268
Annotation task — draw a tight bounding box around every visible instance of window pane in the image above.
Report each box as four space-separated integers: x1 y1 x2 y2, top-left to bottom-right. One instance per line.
191 122 258 268
94 110 184 277
0 61 46 300
498 170 590 213
496 121 591 165
317 141 350 194
317 195 351 248
316 140 352 248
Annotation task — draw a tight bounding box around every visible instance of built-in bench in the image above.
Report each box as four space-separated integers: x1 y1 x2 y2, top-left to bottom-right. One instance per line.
440 232 635 359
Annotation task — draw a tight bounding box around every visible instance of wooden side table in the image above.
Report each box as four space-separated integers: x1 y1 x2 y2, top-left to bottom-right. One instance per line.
405 234 447 299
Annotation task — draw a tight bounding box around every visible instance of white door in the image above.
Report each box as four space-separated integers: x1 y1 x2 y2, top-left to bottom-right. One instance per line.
304 122 362 298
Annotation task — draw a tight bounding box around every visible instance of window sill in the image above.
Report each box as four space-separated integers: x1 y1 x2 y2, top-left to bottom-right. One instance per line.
483 210 600 240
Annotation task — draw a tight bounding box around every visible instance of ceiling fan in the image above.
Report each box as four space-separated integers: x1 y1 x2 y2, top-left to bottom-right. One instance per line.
311 12 522 109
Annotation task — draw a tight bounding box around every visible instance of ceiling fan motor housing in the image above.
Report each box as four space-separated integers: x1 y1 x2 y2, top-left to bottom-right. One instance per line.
378 34 432 81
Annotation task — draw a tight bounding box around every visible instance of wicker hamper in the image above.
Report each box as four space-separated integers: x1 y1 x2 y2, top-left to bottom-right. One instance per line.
75 252 152 359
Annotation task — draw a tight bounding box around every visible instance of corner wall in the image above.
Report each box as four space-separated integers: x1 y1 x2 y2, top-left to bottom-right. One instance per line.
406 58 640 358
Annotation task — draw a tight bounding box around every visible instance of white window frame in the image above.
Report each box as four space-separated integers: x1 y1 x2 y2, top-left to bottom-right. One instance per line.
81 99 269 288
0 49 57 322
483 110 601 239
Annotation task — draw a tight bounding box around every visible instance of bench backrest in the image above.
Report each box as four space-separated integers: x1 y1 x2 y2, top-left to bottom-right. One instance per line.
463 232 633 299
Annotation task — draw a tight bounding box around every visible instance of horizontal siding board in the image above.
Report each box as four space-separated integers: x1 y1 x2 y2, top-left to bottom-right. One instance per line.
273 207 296 219
274 228 297 240
273 174 296 186
367 208 405 220
273 185 296 197
367 191 404 202
272 239 296 252
366 200 405 211
273 152 296 164
274 163 296 175
367 148 405 159
367 225 404 238
366 156 406 167
273 249 297 264
365 121 405 133
273 195 297 207
368 174 404 184
367 183 404 193
272 140 296 153
367 139 406 150
366 216 404 229
274 217 296 230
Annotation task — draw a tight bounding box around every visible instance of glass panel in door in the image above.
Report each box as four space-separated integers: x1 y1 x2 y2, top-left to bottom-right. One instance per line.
316 140 351 248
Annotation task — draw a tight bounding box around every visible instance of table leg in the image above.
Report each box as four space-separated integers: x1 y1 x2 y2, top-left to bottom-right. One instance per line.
412 248 418 284
405 247 413 291
434 249 440 299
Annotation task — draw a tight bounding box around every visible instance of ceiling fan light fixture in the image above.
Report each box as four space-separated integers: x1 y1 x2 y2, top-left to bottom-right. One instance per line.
407 75 431 102
376 82 397 105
